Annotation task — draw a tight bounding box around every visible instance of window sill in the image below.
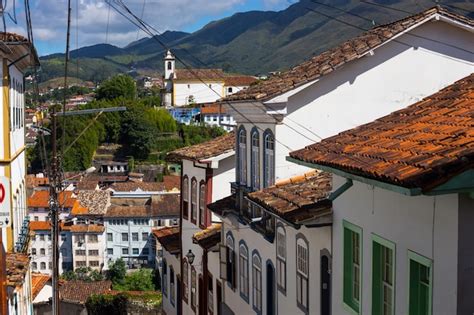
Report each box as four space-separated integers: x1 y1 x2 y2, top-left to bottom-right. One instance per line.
342 301 360 315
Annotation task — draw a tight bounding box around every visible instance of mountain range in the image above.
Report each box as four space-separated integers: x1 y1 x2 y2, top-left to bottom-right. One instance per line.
38 0 474 83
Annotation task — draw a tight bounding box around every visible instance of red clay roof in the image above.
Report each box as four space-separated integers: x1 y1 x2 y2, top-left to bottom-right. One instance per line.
224 7 473 102
290 73 474 191
201 103 226 115
32 273 51 300
152 227 180 254
69 224 105 234
60 280 112 304
29 221 51 231
167 131 235 162
28 191 76 208
224 76 258 87
6 252 29 287
71 191 110 215
26 175 49 189
193 224 222 250
248 171 332 224
163 175 181 191
109 181 166 192
175 69 224 81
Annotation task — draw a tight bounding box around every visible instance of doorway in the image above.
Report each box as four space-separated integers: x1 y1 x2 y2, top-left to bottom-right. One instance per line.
321 253 331 315
266 261 275 315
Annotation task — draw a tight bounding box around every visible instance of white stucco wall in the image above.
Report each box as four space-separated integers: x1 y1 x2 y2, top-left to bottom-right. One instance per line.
33 283 52 304
161 247 180 315
331 175 459 315
71 231 105 271
174 81 224 106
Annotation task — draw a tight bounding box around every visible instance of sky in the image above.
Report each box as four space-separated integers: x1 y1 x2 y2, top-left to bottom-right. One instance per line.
6 0 296 56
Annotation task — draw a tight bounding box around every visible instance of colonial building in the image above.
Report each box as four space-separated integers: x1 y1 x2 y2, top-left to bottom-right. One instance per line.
28 190 76 222
205 6 473 315
200 103 236 132
104 193 180 269
289 74 474 315
162 50 257 107
0 32 40 315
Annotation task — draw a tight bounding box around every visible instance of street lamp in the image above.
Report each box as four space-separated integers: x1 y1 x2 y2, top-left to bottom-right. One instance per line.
186 249 195 265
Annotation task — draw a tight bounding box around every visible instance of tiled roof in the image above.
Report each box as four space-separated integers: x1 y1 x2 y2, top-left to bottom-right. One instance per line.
6 252 29 287
167 131 235 162
175 69 225 81
290 74 474 191
0 32 40 66
224 7 473 102
193 224 221 250
32 273 51 300
248 171 332 224
29 221 51 231
28 191 76 208
0 32 29 43
150 194 180 217
152 227 180 254
26 175 49 188
109 181 166 192
224 76 258 87
86 174 129 183
69 224 105 234
207 195 236 217
76 180 98 191
60 280 112 304
72 191 110 215
201 103 226 115
163 175 181 191
105 205 148 218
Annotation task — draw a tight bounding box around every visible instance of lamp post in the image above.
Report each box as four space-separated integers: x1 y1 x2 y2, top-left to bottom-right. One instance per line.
186 249 195 265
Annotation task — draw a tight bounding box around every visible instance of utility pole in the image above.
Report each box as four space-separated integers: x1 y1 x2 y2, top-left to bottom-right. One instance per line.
49 107 61 315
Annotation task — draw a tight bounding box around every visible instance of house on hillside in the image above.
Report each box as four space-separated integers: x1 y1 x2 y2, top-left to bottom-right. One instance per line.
204 6 473 315
289 74 474 315
59 280 112 314
162 50 257 107
200 103 236 132
28 190 76 222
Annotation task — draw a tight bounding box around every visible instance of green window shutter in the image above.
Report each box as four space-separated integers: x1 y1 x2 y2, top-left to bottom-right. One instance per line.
409 260 420 315
409 254 431 315
372 242 382 315
343 227 353 306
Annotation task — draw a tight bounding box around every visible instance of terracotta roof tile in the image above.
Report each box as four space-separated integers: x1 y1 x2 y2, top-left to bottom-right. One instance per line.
175 69 225 81
150 194 180 217
105 205 149 218
71 191 110 215
26 175 49 188
167 131 235 162
163 175 181 191
192 224 221 249
290 73 474 191
60 280 112 304
224 7 473 102
76 180 98 191
109 181 166 192
29 221 51 231
6 252 29 287
28 191 76 209
32 273 51 300
224 76 258 87
248 171 332 224
201 103 226 115
152 227 180 254
69 224 105 233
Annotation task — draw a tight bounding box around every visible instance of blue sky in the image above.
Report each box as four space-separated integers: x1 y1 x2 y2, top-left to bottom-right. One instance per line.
5 0 295 56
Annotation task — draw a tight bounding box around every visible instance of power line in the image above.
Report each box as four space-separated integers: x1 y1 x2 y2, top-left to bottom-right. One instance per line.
105 1 111 44
359 0 413 15
310 0 376 25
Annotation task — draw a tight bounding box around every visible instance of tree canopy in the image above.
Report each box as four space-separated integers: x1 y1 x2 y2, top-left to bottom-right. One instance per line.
96 75 136 101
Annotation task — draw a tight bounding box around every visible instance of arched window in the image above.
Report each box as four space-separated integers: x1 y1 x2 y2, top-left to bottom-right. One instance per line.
264 130 275 188
276 225 286 292
167 61 172 70
238 127 247 185
182 176 189 219
252 251 262 312
183 259 189 303
199 181 206 227
191 178 197 223
239 241 249 301
225 233 236 288
251 129 260 189
296 235 309 312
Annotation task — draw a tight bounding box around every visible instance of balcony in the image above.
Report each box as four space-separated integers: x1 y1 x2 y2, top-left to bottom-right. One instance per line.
15 216 30 253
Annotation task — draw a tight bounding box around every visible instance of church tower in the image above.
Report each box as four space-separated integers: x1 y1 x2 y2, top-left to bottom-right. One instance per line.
163 50 175 107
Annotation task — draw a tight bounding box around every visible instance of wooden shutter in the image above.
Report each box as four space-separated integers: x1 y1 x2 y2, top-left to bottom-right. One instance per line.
409 260 419 315
343 228 353 305
231 250 236 289
372 242 382 315
219 245 227 280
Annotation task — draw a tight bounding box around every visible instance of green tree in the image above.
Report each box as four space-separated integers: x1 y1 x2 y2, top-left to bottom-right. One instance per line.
120 103 156 160
96 75 136 101
107 259 127 286
120 269 155 291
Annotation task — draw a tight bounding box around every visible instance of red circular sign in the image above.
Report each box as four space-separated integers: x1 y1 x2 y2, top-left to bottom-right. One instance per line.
0 184 5 203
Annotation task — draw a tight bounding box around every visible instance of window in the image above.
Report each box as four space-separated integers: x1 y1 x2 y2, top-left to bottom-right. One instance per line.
76 234 85 243
49 262 52 270
343 221 362 314
89 250 99 256
122 233 128 242
225 233 236 288
239 242 249 300
75 250 86 256
167 61 172 70
183 259 189 302
133 248 139 255
122 248 129 255
251 129 260 189
107 233 113 242
48 234 52 241
34 216 38 221
252 252 262 313
61 234 67 241
32 262 37 270
296 235 309 312
408 251 432 315
191 267 197 310
32 248 37 255
263 131 275 188
162 259 168 297
88 235 98 243
191 178 197 223
183 177 189 219
142 232 148 241
107 248 113 255
40 262 46 270
40 248 45 255
170 267 175 306
208 274 214 314
199 181 206 227
238 127 247 185
276 226 286 292
89 261 99 267
40 234 45 241
76 261 87 267
228 87 233 93
372 235 395 315
132 233 139 241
